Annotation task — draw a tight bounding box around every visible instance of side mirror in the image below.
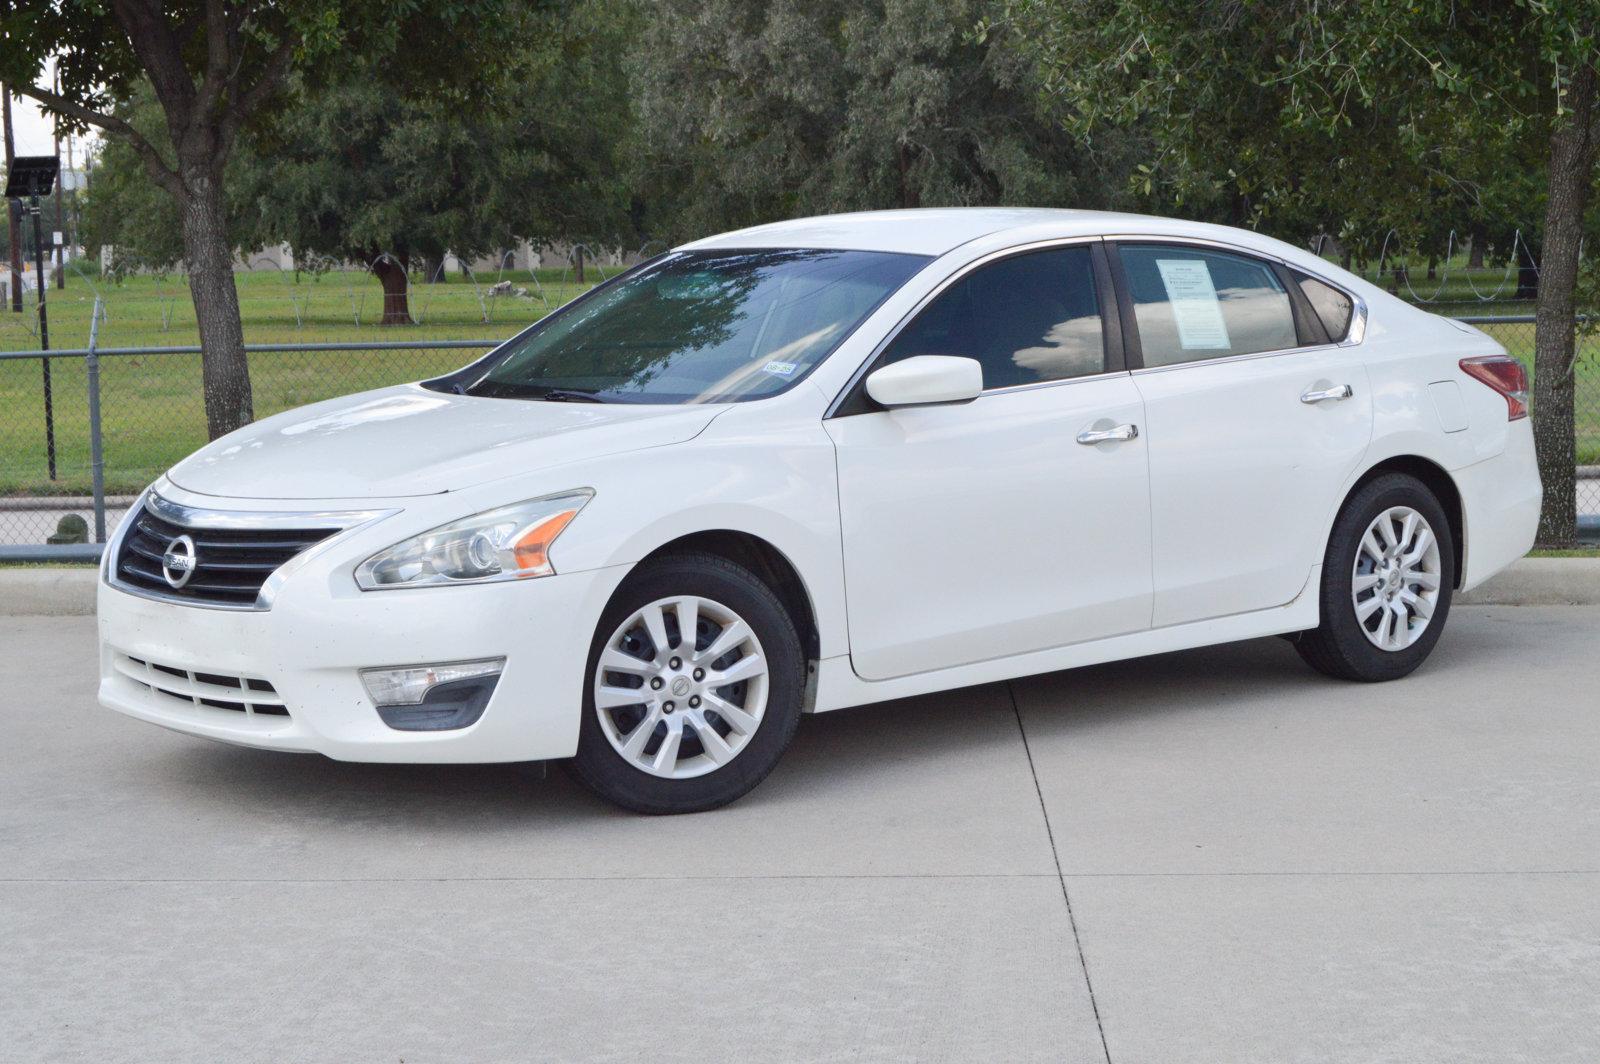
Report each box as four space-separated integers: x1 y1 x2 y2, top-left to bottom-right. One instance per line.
865 356 983 408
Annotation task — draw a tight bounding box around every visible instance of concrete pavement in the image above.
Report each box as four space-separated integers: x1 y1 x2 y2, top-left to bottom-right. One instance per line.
2 608 1596 1062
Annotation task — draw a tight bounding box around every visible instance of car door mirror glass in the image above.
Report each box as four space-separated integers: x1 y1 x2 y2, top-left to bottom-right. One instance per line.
865 355 983 407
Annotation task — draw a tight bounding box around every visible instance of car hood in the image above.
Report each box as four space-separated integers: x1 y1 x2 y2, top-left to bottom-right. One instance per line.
167 385 724 500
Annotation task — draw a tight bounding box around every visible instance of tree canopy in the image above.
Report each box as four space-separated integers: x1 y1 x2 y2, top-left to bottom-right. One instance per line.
629 0 1138 240
1 0 543 435
1009 0 1599 543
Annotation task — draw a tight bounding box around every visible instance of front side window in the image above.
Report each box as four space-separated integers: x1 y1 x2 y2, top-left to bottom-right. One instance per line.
458 249 929 403
877 246 1106 390
1119 244 1299 368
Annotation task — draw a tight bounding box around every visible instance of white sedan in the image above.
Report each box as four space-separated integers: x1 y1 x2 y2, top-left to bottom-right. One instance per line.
98 209 1541 812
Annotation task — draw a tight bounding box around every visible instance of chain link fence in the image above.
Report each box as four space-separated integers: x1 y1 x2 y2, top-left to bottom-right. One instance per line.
0 258 609 554
2 300 1598 554
0 329 500 553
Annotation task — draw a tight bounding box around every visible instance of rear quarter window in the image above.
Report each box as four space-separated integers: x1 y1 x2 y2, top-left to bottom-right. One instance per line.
1294 272 1355 341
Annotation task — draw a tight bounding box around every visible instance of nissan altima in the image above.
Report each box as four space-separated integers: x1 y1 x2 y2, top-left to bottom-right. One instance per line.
98 209 1541 812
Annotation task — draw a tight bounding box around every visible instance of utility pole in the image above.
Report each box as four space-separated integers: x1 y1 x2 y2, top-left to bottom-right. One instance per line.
53 70 64 289
2 84 23 312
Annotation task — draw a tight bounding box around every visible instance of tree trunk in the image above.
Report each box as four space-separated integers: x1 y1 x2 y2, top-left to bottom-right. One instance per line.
178 169 254 439
1467 222 1486 270
372 256 413 325
896 143 921 210
1426 254 1437 281
1531 63 1597 548
1516 259 1540 301
418 255 443 283
573 246 585 284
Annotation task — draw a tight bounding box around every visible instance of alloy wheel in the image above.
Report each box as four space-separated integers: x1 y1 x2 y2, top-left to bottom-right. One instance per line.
592 595 769 779
1351 505 1443 651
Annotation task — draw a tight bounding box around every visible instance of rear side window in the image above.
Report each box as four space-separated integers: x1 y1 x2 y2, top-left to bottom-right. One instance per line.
1118 244 1298 368
1294 271 1355 341
878 246 1105 390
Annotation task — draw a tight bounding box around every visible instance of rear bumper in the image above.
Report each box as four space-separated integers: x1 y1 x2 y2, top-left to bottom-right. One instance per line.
97 561 629 763
1456 420 1541 591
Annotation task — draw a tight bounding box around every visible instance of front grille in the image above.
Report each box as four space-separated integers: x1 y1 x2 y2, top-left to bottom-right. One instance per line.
115 504 340 608
114 654 289 718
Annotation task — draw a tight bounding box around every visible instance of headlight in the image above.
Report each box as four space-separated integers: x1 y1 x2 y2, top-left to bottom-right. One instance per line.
354 489 593 590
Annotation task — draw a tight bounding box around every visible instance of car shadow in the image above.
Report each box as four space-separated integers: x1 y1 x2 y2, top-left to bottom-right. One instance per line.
142 626 1494 823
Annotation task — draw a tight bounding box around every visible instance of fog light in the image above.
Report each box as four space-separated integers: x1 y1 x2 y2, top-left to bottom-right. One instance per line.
360 658 504 732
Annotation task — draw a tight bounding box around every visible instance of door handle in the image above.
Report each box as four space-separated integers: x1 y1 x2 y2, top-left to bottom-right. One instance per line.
1076 423 1139 445
1300 384 1354 404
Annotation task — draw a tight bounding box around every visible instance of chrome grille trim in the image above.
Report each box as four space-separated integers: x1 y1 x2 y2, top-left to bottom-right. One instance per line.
106 491 395 611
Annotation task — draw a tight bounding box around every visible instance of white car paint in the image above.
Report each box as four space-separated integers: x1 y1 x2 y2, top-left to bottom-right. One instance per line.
167 387 725 499
97 208 1541 765
827 372 1152 680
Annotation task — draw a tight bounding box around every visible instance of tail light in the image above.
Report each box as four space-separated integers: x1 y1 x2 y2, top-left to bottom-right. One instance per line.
1460 355 1528 420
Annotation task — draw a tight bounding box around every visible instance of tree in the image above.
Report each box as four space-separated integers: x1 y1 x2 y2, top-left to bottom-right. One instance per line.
232 2 633 323
77 87 228 273
1009 0 1599 546
0 0 528 439
630 0 1135 241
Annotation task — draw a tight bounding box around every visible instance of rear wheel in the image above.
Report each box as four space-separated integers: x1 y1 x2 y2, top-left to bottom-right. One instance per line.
567 552 805 813
1296 473 1455 682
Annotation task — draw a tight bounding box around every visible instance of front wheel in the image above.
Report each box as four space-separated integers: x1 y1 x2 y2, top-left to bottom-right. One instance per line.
567 552 805 813
1295 473 1455 682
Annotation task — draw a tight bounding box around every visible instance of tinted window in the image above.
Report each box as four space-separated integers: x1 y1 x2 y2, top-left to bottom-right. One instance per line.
460 249 928 404
878 246 1105 390
1119 245 1298 367
1295 271 1354 341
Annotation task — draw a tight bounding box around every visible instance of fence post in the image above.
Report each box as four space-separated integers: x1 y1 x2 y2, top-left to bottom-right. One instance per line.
86 296 107 543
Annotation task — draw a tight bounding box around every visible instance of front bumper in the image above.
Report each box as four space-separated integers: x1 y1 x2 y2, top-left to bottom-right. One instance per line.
97 560 629 764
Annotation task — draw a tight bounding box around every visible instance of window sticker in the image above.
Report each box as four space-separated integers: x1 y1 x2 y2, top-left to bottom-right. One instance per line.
763 360 799 377
1155 259 1231 350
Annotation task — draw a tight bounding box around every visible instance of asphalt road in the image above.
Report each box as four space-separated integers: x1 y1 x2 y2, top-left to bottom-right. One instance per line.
3 607 1596 1063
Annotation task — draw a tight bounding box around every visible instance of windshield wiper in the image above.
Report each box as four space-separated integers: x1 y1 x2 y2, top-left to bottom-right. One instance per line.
537 389 606 403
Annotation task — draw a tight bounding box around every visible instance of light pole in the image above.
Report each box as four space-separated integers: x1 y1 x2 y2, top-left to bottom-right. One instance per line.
5 156 61 479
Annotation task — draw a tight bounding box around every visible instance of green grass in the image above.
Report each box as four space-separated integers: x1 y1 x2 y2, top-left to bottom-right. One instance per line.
0 561 96 568
0 267 606 494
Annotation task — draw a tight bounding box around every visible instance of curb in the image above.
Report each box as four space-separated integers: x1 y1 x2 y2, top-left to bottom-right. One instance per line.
3 558 1598 619
1456 557 1600 606
0 496 137 511
0 568 99 617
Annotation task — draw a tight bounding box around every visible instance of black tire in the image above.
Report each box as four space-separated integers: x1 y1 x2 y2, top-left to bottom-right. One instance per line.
566 551 805 814
1295 473 1456 682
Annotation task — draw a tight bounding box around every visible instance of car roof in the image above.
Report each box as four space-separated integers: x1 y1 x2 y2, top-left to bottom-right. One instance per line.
675 207 1314 261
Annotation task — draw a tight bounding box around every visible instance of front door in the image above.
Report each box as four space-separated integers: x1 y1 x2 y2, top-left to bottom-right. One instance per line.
825 243 1153 681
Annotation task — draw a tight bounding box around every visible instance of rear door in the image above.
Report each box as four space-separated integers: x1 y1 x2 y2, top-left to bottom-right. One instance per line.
825 242 1153 681
1109 241 1372 627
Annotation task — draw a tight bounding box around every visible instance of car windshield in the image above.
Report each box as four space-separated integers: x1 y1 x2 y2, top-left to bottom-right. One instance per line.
454 248 930 403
